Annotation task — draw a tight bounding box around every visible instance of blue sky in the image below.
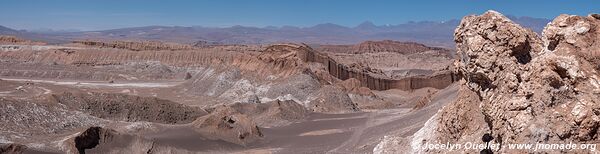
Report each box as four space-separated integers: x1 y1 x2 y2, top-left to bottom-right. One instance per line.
0 0 597 31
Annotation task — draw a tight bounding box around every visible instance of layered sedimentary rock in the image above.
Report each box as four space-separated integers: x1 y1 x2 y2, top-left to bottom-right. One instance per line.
376 11 600 153
317 40 451 56
0 39 456 91
0 48 238 66
305 45 457 91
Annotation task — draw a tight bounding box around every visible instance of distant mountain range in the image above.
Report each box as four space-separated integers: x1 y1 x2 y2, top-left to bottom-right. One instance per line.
0 16 550 48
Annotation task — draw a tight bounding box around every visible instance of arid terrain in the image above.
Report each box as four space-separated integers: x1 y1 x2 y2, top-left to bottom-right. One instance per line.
0 32 457 153
1 10 599 154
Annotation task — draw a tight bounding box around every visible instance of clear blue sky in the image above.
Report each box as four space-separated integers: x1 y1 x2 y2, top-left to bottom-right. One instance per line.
0 0 597 31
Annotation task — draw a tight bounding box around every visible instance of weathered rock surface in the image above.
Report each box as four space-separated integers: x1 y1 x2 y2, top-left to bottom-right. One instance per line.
229 100 310 127
307 44 458 91
51 92 207 124
336 78 375 96
543 14 600 72
379 10 600 153
308 85 360 113
0 143 27 154
62 126 192 154
0 97 104 136
192 106 264 146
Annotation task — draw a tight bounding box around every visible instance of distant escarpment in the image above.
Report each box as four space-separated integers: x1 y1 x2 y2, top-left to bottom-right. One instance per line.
316 40 452 57
303 44 457 91
0 40 457 91
0 35 46 45
73 40 195 51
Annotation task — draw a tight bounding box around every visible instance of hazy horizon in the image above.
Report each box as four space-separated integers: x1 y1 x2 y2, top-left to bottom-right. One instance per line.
0 16 529 32
0 0 598 31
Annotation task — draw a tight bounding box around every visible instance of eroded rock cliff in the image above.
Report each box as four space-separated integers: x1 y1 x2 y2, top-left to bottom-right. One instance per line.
376 11 600 153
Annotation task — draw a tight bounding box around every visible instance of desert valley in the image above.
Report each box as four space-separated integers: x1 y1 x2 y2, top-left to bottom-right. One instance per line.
0 3 599 154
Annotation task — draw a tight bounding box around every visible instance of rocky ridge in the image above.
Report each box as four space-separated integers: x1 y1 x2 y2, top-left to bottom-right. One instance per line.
0 35 46 45
318 40 452 56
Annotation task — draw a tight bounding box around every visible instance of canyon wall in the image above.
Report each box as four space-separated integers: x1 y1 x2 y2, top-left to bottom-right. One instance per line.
0 41 456 91
0 47 261 67
304 45 457 91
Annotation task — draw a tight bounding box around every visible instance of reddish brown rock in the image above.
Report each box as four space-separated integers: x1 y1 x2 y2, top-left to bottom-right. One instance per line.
229 100 310 127
416 10 599 153
191 105 263 146
336 78 375 96
376 10 600 154
61 126 191 154
306 44 458 91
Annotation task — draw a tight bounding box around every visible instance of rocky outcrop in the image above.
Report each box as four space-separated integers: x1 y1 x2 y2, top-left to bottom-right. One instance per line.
308 85 360 113
0 97 103 137
0 143 26 154
543 14 600 72
62 126 191 154
228 100 310 127
336 78 375 96
73 40 194 51
257 43 311 76
412 89 437 110
51 92 207 124
389 11 600 153
192 106 263 145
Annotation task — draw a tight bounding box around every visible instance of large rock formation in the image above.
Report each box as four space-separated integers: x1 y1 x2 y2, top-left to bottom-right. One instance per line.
61 126 192 154
0 143 27 154
306 44 458 91
51 92 207 124
376 11 600 153
228 100 310 127
191 106 264 146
